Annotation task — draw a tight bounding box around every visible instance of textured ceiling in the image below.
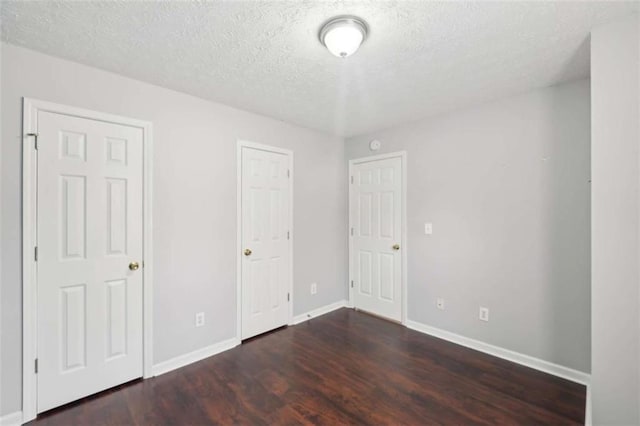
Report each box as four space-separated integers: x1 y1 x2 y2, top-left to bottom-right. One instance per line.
1 1 638 137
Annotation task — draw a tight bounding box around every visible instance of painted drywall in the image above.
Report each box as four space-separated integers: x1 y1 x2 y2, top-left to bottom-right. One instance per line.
0 14 4 418
590 14 640 426
0 43 347 416
346 79 591 373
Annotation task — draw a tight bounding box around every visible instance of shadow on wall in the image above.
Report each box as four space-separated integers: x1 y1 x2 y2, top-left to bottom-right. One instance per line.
546 37 591 372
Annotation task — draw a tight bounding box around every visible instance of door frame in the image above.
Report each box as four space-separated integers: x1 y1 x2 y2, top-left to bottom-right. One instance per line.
21 98 154 422
348 151 408 324
236 140 294 341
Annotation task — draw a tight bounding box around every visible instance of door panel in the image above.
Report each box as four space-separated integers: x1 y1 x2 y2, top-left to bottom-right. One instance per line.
105 278 128 360
106 178 127 255
241 146 290 339
60 175 87 259
351 157 403 321
37 111 143 413
60 284 87 371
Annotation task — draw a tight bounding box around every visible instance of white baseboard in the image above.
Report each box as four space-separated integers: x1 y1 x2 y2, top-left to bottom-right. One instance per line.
152 337 240 377
152 300 348 377
291 300 347 325
0 412 22 426
405 320 591 386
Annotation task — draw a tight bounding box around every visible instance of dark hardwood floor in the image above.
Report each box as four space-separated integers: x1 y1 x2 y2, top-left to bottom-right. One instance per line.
29 308 585 425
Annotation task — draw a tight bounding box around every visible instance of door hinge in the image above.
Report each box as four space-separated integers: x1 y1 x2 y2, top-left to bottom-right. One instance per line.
351 280 354 288
34 246 38 261
287 231 290 240
350 227 354 236
35 358 38 374
350 176 354 184
287 293 290 302
27 133 38 150
287 169 290 178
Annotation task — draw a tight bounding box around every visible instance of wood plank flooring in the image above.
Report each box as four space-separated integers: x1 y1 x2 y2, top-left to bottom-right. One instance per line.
29 308 585 425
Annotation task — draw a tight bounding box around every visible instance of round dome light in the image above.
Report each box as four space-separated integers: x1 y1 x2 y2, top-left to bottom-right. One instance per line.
319 16 368 58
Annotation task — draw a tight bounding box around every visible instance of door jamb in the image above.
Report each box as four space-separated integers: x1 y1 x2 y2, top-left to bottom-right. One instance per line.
22 98 154 422
236 140 294 341
348 151 408 324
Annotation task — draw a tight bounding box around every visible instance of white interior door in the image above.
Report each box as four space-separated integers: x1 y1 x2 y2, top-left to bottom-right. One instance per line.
351 156 403 321
37 111 144 413
240 145 291 339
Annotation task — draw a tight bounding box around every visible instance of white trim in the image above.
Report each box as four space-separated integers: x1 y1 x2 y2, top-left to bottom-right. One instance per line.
236 140 294 341
0 412 23 426
21 99 38 423
142 122 154 379
348 151 408 324
152 337 240 377
585 384 591 426
291 300 348 325
236 139 293 157
21 98 154 422
405 319 591 386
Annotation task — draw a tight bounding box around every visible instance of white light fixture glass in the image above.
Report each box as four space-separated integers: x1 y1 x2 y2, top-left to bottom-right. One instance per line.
319 16 368 58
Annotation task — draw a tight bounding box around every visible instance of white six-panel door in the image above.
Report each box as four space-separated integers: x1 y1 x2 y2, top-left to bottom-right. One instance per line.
36 111 144 412
351 156 403 322
240 145 291 339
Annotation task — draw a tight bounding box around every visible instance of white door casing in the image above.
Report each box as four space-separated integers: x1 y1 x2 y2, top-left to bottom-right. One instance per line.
22 99 153 421
238 141 293 340
349 153 406 323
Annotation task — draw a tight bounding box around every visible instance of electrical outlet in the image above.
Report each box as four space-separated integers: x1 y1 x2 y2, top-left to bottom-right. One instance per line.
310 282 317 295
195 312 205 327
424 223 433 235
436 298 445 310
479 307 489 322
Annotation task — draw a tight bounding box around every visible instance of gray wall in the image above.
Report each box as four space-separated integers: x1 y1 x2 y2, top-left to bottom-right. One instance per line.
591 14 640 426
0 17 4 418
0 43 348 416
346 79 591 373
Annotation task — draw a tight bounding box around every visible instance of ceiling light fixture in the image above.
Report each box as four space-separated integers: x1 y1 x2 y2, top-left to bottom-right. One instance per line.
319 16 368 58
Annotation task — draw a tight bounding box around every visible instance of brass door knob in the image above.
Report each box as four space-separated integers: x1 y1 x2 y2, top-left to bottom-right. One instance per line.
129 261 140 271
244 249 252 256
392 244 400 251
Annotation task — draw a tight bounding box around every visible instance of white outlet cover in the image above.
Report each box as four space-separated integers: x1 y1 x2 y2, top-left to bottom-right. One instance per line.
424 223 433 235
436 298 445 310
195 312 205 327
479 307 489 322
310 282 317 295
